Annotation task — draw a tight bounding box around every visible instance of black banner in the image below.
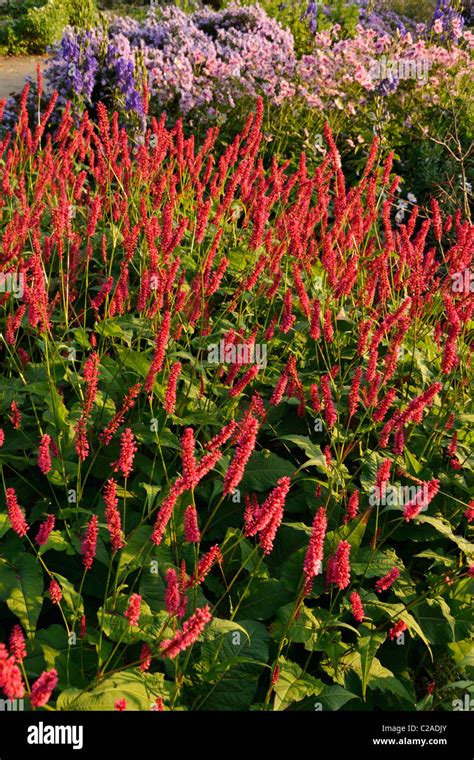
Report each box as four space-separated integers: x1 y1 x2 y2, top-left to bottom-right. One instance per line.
0 710 472 758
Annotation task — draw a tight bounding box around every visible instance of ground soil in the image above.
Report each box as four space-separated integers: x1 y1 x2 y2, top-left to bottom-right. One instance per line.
0 55 46 100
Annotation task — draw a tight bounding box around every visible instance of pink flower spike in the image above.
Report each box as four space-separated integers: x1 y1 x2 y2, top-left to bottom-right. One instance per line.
49 579 62 605
375 566 400 593
160 605 212 659
139 643 152 672
35 514 55 546
103 479 125 552
164 361 182 415
388 620 408 641
0 643 24 699
112 428 137 479
81 515 99 571
9 625 27 663
38 434 52 474
326 540 351 590
184 505 200 543
5 488 28 537
30 669 58 707
9 400 21 430
349 591 365 623
124 593 142 627
303 506 327 595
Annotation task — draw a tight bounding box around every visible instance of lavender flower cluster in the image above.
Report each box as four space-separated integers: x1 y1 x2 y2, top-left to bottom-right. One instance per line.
45 4 297 122
38 2 474 128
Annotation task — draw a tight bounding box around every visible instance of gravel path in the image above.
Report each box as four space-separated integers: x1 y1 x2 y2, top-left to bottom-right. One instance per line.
0 55 46 100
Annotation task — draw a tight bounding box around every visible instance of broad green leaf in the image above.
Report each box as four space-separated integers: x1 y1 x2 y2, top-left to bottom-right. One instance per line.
95 320 133 346
273 658 323 711
413 598 456 645
358 630 386 701
3 554 43 636
317 684 360 711
369 675 415 705
0 513 9 538
240 451 294 492
414 515 474 558
326 509 372 553
193 620 270 710
278 436 326 467
235 578 293 621
365 598 433 658
52 573 84 618
57 671 168 710
117 525 154 581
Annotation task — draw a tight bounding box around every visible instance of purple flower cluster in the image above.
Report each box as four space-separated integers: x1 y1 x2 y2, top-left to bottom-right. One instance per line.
430 0 465 42
355 0 426 38
37 2 473 128
44 4 296 123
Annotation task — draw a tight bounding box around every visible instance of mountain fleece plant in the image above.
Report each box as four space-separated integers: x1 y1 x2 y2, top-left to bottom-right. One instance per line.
0 85 472 712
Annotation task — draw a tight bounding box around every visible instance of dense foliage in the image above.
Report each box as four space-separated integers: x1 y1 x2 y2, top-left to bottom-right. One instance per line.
4 1 468 209
0 90 472 711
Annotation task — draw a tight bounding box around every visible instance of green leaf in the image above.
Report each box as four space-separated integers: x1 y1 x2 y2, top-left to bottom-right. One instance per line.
278 436 326 467
117 525 154 581
193 620 270 710
316 684 360 711
38 530 73 556
326 509 372 553
369 675 415 706
273 658 323 711
352 547 403 578
365 598 433 658
0 513 9 538
57 672 168 710
2 554 43 636
53 573 84 618
44 385 69 433
95 320 133 346
98 597 156 645
358 630 386 701
235 578 293 621
414 515 474 558
240 451 294 492
413 598 456 644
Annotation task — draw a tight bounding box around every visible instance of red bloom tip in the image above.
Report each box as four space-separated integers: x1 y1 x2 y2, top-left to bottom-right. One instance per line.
81 515 99 571
30 669 58 707
36 514 55 546
6 488 29 537
184 505 201 543
349 591 365 623
139 643 152 672
326 540 351 590
0 643 25 700
112 428 137 479
49 579 62 605
388 620 408 641
38 434 52 474
124 593 142 627
9 625 27 663
375 566 400 593
160 606 212 659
